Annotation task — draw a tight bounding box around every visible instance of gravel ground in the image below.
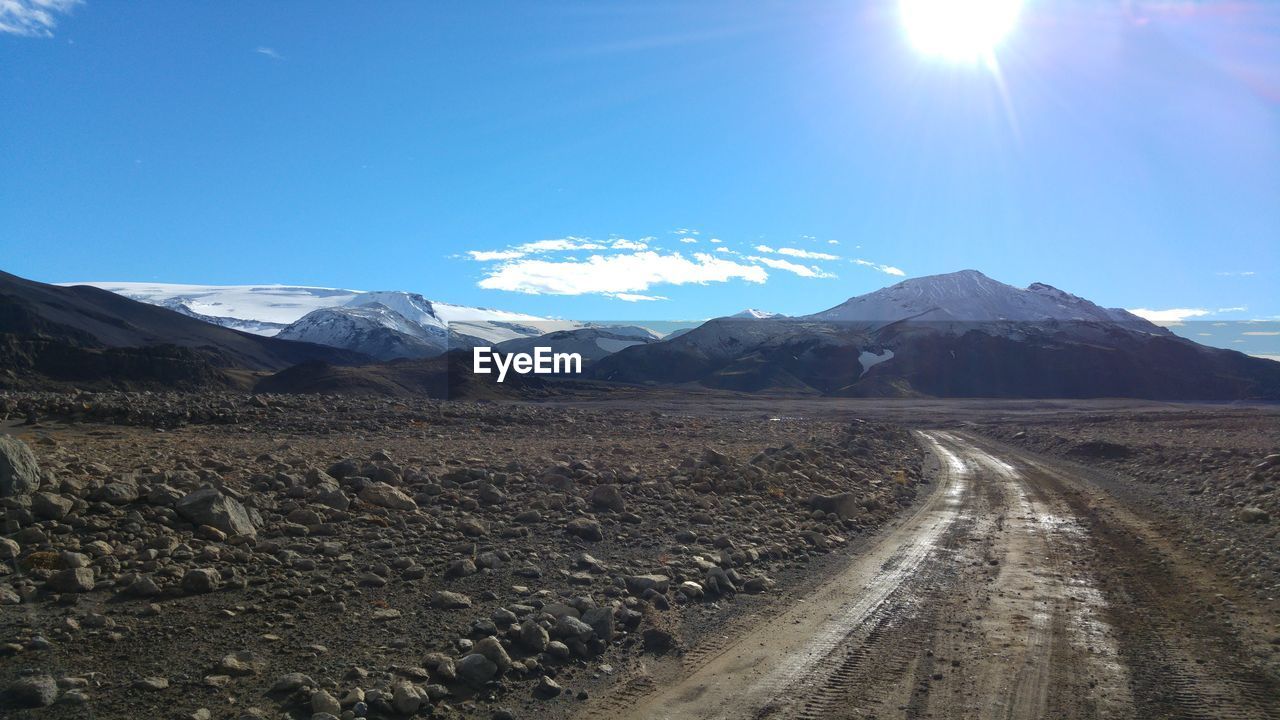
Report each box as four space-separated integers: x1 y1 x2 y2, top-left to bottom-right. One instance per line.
0 391 924 719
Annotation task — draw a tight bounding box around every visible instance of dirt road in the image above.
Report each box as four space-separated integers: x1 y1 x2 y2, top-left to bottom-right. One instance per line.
592 431 1280 720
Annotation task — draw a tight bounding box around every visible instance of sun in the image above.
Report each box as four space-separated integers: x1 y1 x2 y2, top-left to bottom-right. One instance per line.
900 0 1022 62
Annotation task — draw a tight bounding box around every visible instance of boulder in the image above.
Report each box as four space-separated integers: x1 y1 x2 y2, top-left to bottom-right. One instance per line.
176 488 257 537
358 482 417 511
0 435 41 497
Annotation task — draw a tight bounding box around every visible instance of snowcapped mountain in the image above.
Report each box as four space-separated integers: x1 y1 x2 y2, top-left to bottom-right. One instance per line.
807 269 1151 327
276 303 450 361
593 270 1280 400
729 308 784 319
63 281 655 359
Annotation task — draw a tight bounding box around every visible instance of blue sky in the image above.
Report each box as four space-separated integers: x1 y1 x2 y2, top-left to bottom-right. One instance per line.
2 1 1277 335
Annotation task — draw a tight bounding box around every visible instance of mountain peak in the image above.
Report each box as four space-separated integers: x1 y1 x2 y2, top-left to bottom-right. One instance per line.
729 308 784 319
807 270 1153 326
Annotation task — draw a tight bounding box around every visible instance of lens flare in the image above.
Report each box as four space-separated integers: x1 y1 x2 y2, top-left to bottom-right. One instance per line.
900 0 1022 62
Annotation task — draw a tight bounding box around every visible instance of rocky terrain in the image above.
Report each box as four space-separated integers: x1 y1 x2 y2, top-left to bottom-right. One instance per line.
979 410 1280 604
0 391 924 719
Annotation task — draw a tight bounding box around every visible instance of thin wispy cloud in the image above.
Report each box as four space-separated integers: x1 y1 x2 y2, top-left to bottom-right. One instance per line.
610 292 667 302
776 247 839 261
679 237 698 244
853 259 906 276
255 46 284 60
747 256 834 279
0 0 80 37
467 250 524 261
1215 271 1256 277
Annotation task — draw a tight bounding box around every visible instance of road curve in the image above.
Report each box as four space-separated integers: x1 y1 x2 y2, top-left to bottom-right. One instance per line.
591 430 1280 720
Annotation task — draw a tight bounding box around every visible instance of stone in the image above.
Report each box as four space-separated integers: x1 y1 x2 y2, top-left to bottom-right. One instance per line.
553 615 594 643
1240 507 1270 523
271 673 316 693
587 484 626 512
7 674 57 707
582 607 615 641
456 653 498 686
565 517 604 541
391 682 427 714
182 568 221 594
218 651 261 677
517 620 549 652
134 676 169 691
423 652 456 681
0 435 41 497
473 636 512 673
176 488 257 537
47 568 94 593
31 492 73 520
432 590 473 609
534 676 562 698
625 574 669 595
358 482 417 511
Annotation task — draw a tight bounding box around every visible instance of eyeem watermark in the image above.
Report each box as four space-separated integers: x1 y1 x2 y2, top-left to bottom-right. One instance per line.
472 346 582 382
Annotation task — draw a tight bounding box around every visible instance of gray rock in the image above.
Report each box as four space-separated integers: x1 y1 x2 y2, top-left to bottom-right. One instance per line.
517 620 549 652
535 675 562 698
473 636 512 673
625 574 669 595
391 682 427 714
271 673 316 693
176 488 257 537
97 482 139 505
182 568 221 594
1240 507 1271 523
0 435 41 497
587 484 626 512
582 607 615 641
432 590 472 609
456 653 497 686
358 482 417 511
7 674 57 707
565 517 604 541
553 615 594 643
134 676 169 691
423 652 456 681
31 492 73 520
47 568 94 593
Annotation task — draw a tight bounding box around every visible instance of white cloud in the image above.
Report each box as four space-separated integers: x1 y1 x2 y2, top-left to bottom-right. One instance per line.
0 0 80 37
610 238 648 251
608 292 667 302
255 46 283 60
679 237 698 244
1215 271 1256 277
777 247 839 261
709 238 722 243
747 256 834 279
1127 307 1213 324
853 259 905 276
467 250 525 261
519 237 606 252
1242 331 1280 336
1251 354 1280 362
672 228 700 235
478 251 767 296
1216 306 1247 313
828 239 840 245
754 245 776 254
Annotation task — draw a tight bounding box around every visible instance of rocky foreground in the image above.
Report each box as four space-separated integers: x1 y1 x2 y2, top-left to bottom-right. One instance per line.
0 392 924 719
980 410 1280 604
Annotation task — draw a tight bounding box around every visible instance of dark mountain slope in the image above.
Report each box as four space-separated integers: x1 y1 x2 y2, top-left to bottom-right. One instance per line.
0 270 368 389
